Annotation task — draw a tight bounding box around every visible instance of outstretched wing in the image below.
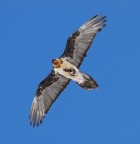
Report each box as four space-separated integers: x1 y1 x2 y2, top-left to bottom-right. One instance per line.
29 70 70 127
61 15 106 68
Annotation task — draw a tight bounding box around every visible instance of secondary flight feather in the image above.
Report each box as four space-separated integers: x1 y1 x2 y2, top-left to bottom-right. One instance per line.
29 15 107 127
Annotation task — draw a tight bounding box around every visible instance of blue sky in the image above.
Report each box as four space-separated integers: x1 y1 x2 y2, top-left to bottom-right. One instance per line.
0 0 140 144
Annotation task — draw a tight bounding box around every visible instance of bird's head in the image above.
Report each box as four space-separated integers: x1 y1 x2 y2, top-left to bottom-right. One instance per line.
52 58 63 68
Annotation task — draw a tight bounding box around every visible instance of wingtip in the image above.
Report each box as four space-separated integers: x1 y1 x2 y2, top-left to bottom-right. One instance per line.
92 15 106 19
93 15 107 24
93 15 98 19
102 15 107 19
29 117 43 127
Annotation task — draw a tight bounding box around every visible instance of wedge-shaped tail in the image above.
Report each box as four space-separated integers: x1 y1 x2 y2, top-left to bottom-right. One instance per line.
76 72 98 90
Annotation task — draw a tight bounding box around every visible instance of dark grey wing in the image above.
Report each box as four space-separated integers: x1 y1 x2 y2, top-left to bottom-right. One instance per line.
29 70 70 127
61 15 106 68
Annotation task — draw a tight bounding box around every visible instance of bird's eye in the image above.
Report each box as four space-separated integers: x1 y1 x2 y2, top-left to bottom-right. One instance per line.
52 59 55 63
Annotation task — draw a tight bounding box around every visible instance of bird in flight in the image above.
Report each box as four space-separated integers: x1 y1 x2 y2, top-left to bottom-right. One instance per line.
29 15 106 127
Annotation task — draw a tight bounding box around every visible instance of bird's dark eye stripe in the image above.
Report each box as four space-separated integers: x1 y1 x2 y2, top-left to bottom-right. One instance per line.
52 59 55 63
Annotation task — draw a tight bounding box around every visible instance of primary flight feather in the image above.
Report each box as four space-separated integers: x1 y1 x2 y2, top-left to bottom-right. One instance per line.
29 15 107 127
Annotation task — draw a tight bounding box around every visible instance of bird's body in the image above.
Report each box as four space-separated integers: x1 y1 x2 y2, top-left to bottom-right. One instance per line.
53 58 98 89
53 58 83 82
29 15 107 127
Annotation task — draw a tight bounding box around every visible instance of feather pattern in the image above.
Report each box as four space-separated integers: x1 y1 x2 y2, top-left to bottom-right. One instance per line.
29 71 70 126
29 15 106 127
61 15 106 68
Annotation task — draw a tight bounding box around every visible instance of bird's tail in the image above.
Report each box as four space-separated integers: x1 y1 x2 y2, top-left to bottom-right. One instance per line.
76 72 98 90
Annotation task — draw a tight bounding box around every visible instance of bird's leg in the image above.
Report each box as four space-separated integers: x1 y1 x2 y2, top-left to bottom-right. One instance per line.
63 68 76 76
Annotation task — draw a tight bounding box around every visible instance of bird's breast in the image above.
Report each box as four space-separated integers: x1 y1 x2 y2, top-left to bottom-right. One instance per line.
54 58 79 80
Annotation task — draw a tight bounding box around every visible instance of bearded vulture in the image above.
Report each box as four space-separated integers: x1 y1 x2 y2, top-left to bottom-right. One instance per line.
29 15 107 127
